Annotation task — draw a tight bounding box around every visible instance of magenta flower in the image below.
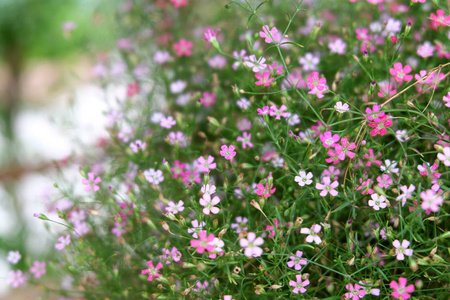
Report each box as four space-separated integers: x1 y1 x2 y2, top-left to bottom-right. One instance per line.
255 72 274 86
171 160 185 179
287 250 307 270
442 92 450 108
307 72 327 91
220 144 236 160
389 62 413 82
173 39 192 56
300 224 322 244
30 261 46 279
197 155 216 173
240 232 264 257
199 194 220 215
289 274 309 294
392 239 413 260
199 91 216 106
316 176 339 197
255 182 276 197
170 0 187 8
334 138 356 160
82 172 101 192
190 230 215 253
325 148 341 164
390 277 414 299
345 283 365 300
368 115 393 136
141 260 163 281
319 131 340 148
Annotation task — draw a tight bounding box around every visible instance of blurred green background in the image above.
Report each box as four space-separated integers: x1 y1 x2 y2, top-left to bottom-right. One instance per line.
0 0 118 298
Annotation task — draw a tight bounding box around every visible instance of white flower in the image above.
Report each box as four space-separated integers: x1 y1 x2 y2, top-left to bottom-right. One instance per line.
380 159 399 174
395 130 410 142
294 171 313 186
244 55 267 72
7 251 21 265
272 157 284 168
368 193 387 210
437 147 450 167
143 168 164 185
334 101 349 113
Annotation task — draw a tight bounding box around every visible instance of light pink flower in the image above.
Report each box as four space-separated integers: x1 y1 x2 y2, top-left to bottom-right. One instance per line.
420 189 443 213
199 194 221 215
82 172 101 192
237 132 253 149
240 232 264 257
166 200 185 214
30 261 46 279
55 234 71 250
368 193 387 210
287 250 307 270
316 177 339 197
392 239 413 260
289 274 309 294
220 145 236 160
345 283 365 300
197 155 216 173
300 224 322 244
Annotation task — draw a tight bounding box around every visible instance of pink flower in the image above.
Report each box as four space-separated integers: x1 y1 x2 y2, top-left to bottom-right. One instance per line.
130 140 146 153
316 177 339 197
82 172 101 192
30 261 46 279
55 234 71 250
325 148 341 164
320 131 340 148
307 72 327 91
392 239 413 260
197 155 216 173
171 161 185 178
289 274 309 294
240 232 264 257
7 251 21 264
112 221 126 237
7 270 26 288
259 25 282 44
390 277 414 299
256 182 276 197
160 116 176 128
287 250 307 270
389 62 413 82
220 144 236 160
255 72 274 86
199 92 216 106
257 106 271 115
141 260 163 281
236 132 253 149
300 224 322 244
269 104 289 119
363 149 382 166
376 174 392 188
365 105 385 122
355 28 369 41
430 10 450 27
443 92 450 108
203 28 219 42
173 39 192 56
420 189 443 213
190 230 215 253
199 194 221 215
334 138 356 160
345 283 365 300
417 41 434 58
